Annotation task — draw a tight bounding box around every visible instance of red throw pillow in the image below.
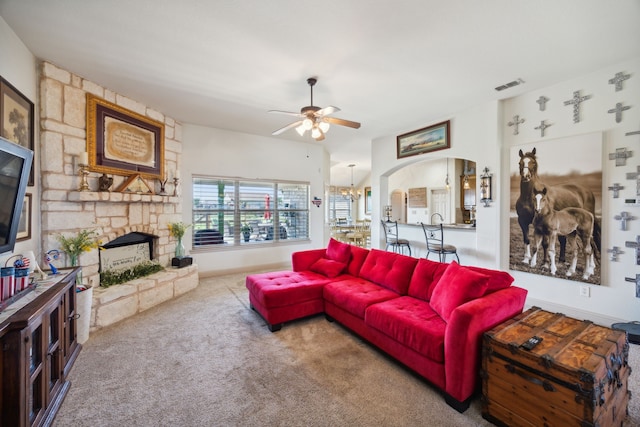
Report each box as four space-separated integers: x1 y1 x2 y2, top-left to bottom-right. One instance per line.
464 265 514 294
326 238 351 264
430 261 489 322
309 258 347 278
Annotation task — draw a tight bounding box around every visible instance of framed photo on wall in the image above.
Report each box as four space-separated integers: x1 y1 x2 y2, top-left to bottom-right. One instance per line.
397 120 450 159
86 94 165 179
16 193 32 241
364 186 372 214
0 76 34 186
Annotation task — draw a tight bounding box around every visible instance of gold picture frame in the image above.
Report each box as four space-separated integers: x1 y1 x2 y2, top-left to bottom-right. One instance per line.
86 94 164 179
364 186 372 214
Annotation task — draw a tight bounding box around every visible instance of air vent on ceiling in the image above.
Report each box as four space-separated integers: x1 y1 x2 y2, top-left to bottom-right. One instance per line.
495 78 525 92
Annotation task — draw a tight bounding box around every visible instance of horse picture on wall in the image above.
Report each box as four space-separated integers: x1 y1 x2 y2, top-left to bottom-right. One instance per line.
509 134 602 285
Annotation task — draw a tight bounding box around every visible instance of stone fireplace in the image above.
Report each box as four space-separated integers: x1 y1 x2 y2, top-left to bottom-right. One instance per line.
38 62 199 333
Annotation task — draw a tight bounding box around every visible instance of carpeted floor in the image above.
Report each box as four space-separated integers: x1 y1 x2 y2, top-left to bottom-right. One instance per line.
54 271 639 426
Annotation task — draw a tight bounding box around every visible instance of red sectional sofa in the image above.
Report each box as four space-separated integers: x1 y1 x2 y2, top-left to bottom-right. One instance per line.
246 238 528 412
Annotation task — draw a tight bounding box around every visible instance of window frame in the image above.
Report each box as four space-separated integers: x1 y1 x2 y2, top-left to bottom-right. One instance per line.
191 175 310 250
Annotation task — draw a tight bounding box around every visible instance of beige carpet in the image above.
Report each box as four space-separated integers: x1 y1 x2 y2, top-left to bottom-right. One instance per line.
54 271 639 426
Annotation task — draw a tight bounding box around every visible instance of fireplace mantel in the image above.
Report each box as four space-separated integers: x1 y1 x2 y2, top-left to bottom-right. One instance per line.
68 191 180 204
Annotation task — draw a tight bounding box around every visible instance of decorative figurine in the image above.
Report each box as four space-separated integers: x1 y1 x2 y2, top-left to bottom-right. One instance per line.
98 173 114 191
44 250 61 274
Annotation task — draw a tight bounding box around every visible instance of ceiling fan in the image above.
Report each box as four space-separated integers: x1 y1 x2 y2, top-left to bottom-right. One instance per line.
269 77 361 141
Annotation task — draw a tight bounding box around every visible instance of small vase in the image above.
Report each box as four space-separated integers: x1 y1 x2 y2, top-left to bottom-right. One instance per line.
69 253 82 285
175 236 186 258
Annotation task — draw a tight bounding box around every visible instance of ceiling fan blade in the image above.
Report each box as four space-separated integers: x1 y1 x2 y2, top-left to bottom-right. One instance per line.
315 105 340 117
272 120 302 136
323 116 361 129
268 110 304 117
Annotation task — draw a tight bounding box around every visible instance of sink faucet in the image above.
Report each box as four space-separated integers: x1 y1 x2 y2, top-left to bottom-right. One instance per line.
431 213 444 225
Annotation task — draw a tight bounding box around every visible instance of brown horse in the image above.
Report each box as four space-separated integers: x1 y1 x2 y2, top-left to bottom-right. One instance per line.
531 186 596 279
516 148 600 265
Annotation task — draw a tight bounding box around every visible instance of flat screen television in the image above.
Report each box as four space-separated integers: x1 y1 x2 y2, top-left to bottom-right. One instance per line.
0 136 33 255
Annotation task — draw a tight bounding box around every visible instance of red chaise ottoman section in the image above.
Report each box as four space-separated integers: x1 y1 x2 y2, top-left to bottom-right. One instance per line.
246 270 333 331
365 296 446 363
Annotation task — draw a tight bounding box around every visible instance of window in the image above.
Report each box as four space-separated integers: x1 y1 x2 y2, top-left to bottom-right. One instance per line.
192 176 309 248
328 186 353 222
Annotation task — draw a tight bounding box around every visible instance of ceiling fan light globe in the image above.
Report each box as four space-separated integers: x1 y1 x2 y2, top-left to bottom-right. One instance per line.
302 118 313 130
318 121 330 133
295 124 306 136
311 127 322 139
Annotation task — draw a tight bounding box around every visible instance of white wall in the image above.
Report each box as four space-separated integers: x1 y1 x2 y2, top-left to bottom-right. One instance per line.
181 124 329 274
372 57 640 324
502 57 640 325
0 16 39 260
371 100 501 268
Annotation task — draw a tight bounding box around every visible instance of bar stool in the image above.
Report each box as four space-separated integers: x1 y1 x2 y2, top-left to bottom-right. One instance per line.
420 222 459 263
381 220 411 255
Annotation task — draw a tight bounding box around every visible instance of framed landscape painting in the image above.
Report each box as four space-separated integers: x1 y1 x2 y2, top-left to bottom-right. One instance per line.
397 120 450 159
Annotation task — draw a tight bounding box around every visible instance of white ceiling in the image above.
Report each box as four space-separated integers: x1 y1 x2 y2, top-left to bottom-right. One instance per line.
1 0 639 186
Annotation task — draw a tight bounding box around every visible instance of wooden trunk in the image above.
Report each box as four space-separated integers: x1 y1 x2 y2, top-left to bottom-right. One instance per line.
481 307 630 427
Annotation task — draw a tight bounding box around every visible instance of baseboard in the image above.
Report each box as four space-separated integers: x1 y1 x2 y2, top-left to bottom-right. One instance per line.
525 298 629 327
197 262 289 278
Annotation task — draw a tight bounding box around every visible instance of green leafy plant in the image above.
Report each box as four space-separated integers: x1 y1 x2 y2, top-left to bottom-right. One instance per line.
168 222 192 239
100 260 163 288
57 229 101 265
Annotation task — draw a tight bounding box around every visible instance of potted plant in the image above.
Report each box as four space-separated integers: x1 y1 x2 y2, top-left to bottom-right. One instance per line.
241 224 251 242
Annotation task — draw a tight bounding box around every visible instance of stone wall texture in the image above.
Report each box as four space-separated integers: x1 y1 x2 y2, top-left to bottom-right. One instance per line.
39 61 186 287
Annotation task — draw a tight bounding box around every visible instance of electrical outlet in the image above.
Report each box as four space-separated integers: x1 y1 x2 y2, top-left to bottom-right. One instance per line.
579 285 590 298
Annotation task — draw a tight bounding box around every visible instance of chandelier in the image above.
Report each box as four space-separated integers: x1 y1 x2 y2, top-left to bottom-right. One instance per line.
342 164 360 202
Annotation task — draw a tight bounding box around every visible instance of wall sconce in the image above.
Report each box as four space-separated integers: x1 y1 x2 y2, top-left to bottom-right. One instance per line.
479 167 493 207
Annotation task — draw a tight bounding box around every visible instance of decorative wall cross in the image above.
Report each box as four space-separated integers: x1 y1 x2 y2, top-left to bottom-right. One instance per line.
534 120 551 137
507 115 525 135
608 147 633 166
608 71 630 92
536 96 549 111
626 165 640 197
607 102 631 123
624 274 640 298
607 246 624 262
625 235 640 265
608 183 624 198
614 211 636 230
563 90 592 123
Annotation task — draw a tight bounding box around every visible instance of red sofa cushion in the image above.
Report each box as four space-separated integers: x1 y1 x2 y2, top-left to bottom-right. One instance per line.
309 258 347 278
326 238 351 263
430 261 489 322
346 245 369 277
246 271 331 308
366 296 446 363
358 249 418 295
463 265 514 294
324 277 400 319
407 258 450 302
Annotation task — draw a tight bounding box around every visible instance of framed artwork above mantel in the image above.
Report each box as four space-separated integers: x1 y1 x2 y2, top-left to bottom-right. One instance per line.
86 94 165 179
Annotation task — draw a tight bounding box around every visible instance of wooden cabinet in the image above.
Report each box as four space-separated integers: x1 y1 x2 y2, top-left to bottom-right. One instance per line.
0 268 81 427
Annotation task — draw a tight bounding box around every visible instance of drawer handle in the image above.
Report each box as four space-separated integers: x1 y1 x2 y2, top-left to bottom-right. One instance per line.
505 364 556 392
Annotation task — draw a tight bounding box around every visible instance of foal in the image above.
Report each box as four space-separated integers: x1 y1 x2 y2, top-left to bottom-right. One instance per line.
531 186 596 280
